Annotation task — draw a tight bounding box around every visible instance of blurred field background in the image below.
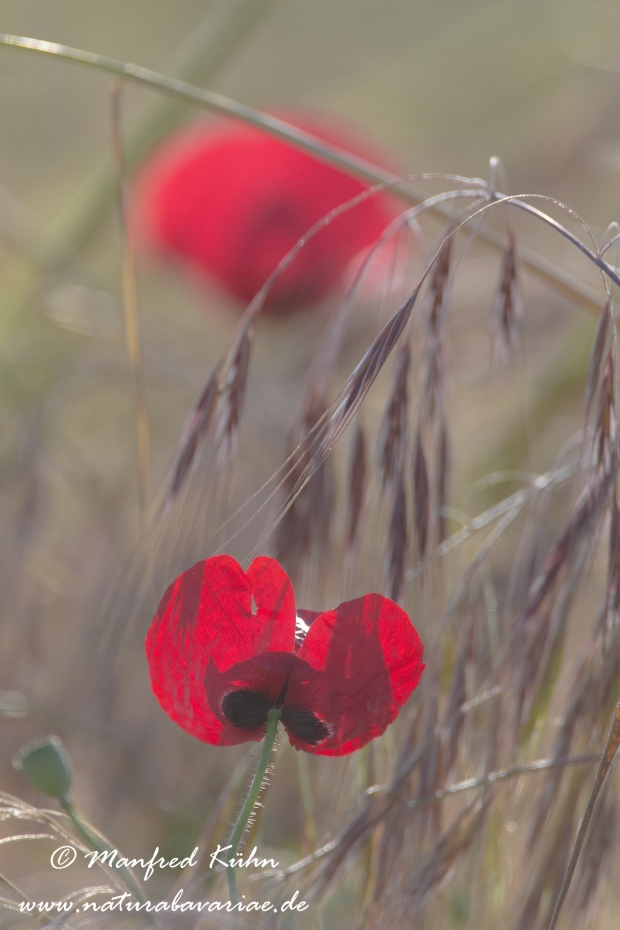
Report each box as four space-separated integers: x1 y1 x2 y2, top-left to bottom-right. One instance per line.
2 0 620 927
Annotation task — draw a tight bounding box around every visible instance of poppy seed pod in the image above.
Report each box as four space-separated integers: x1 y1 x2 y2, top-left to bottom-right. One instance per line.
146 555 425 756
132 115 398 313
13 735 72 800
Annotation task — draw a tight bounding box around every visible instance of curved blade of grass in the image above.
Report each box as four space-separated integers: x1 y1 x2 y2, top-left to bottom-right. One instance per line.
0 32 605 317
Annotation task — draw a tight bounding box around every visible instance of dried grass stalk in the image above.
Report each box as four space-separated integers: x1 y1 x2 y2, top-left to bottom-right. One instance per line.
413 432 430 560
523 477 611 623
574 794 616 915
548 703 620 930
401 799 488 916
515 776 583 930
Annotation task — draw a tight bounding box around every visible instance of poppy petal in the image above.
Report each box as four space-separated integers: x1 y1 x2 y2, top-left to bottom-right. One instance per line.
287 594 424 755
245 556 297 654
145 555 296 744
133 115 398 311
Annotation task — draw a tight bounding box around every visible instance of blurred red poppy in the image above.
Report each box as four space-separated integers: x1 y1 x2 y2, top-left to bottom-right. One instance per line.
146 555 424 756
132 115 398 313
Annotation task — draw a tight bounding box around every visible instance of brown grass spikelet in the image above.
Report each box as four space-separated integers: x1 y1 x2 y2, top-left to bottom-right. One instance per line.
165 364 221 507
436 414 450 544
603 492 620 631
214 325 253 464
165 321 254 510
346 419 366 555
591 353 617 477
491 229 522 363
419 230 451 416
269 289 420 582
421 327 446 431
413 431 430 560
274 398 335 587
425 233 452 337
323 286 419 450
271 289 419 569
378 341 410 492
385 473 408 603
582 298 618 478
585 299 612 419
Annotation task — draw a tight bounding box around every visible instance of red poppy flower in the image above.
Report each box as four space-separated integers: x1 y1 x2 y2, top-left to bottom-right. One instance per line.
132 115 398 313
146 555 424 756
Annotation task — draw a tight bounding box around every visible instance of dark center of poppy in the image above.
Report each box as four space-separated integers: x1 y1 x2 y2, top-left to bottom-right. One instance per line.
221 688 329 745
281 706 330 745
221 689 273 731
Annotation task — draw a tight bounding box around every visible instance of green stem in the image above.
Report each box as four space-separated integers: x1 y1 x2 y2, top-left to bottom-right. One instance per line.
226 707 281 906
60 795 105 852
60 795 157 925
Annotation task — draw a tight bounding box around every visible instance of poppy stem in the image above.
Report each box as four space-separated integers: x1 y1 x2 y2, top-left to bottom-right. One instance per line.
226 707 281 906
60 795 161 928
